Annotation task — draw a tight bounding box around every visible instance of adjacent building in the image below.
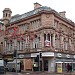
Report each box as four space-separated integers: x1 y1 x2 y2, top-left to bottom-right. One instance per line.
0 3 75 72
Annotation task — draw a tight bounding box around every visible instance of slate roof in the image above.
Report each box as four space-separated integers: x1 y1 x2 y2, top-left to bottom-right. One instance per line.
9 6 74 26
10 6 52 23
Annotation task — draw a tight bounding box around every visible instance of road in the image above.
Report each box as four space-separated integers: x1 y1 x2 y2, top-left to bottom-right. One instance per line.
2 72 75 75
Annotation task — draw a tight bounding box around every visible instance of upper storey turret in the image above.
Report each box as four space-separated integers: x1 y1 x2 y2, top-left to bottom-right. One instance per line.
3 8 12 20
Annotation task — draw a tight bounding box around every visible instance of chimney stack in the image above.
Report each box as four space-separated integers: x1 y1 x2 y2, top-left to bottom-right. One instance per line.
59 11 66 17
34 2 42 9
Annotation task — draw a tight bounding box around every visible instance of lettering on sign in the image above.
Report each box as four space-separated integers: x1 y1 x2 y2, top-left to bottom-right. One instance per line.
19 54 24 58
57 53 62 57
66 54 70 58
74 55 75 58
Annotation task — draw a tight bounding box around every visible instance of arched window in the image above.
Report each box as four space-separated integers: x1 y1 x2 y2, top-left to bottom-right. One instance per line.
3 13 5 17
55 35 59 49
35 34 37 38
9 14 10 17
64 38 68 50
6 13 7 17
44 34 46 41
47 33 50 41
51 34 53 46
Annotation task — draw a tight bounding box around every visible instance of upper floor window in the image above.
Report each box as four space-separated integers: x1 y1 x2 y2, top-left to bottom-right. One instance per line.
30 19 41 29
64 38 68 50
6 13 7 17
44 33 50 41
54 20 58 28
44 34 46 41
55 35 59 49
51 34 53 47
19 24 29 33
47 33 50 41
44 33 51 47
3 13 5 17
9 14 10 17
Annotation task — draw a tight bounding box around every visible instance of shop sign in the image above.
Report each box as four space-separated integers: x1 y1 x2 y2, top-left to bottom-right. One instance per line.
31 53 39 57
18 54 24 58
42 52 54 57
7 58 13 61
57 53 62 57
74 55 75 59
66 54 70 58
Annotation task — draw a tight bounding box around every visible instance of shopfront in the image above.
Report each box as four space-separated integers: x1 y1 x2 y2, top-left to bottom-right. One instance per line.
17 53 32 71
14 52 75 72
55 53 75 73
31 52 55 72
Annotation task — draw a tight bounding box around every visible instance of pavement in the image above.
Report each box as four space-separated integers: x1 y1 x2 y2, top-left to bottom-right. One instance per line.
1 71 75 75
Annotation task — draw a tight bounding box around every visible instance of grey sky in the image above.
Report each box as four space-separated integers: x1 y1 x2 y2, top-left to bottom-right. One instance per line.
0 0 75 22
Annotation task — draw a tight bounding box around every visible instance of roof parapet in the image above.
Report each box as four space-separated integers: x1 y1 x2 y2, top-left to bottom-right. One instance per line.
59 11 66 18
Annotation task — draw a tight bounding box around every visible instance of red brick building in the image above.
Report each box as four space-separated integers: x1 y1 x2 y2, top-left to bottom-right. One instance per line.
0 3 75 72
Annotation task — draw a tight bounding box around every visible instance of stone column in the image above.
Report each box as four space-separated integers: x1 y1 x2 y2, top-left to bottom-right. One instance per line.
20 41 22 50
42 58 44 71
69 38 71 50
4 40 6 47
48 58 55 72
60 35 64 50
50 34 51 46
40 33 44 47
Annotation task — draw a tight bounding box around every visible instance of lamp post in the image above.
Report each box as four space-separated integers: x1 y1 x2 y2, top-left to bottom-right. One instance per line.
39 52 40 71
39 52 42 71
39 41 42 71
13 47 17 74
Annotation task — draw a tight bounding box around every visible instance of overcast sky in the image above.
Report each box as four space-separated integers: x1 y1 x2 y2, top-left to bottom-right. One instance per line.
0 0 75 22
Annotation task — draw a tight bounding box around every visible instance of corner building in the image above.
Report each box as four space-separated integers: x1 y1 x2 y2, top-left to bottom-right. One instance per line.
1 3 75 72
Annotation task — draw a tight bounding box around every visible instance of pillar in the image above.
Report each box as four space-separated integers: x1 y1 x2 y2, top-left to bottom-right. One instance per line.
53 33 55 48
69 38 71 49
48 58 55 72
4 40 6 48
40 33 44 47
60 35 64 50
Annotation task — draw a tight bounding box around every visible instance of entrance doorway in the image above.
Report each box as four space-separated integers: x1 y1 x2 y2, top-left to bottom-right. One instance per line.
20 60 24 71
44 60 48 71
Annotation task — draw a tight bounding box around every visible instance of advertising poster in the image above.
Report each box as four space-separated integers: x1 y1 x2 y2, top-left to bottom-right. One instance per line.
57 63 62 73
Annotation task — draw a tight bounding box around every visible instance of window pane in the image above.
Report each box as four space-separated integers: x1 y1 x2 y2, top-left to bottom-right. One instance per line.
44 34 46 41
